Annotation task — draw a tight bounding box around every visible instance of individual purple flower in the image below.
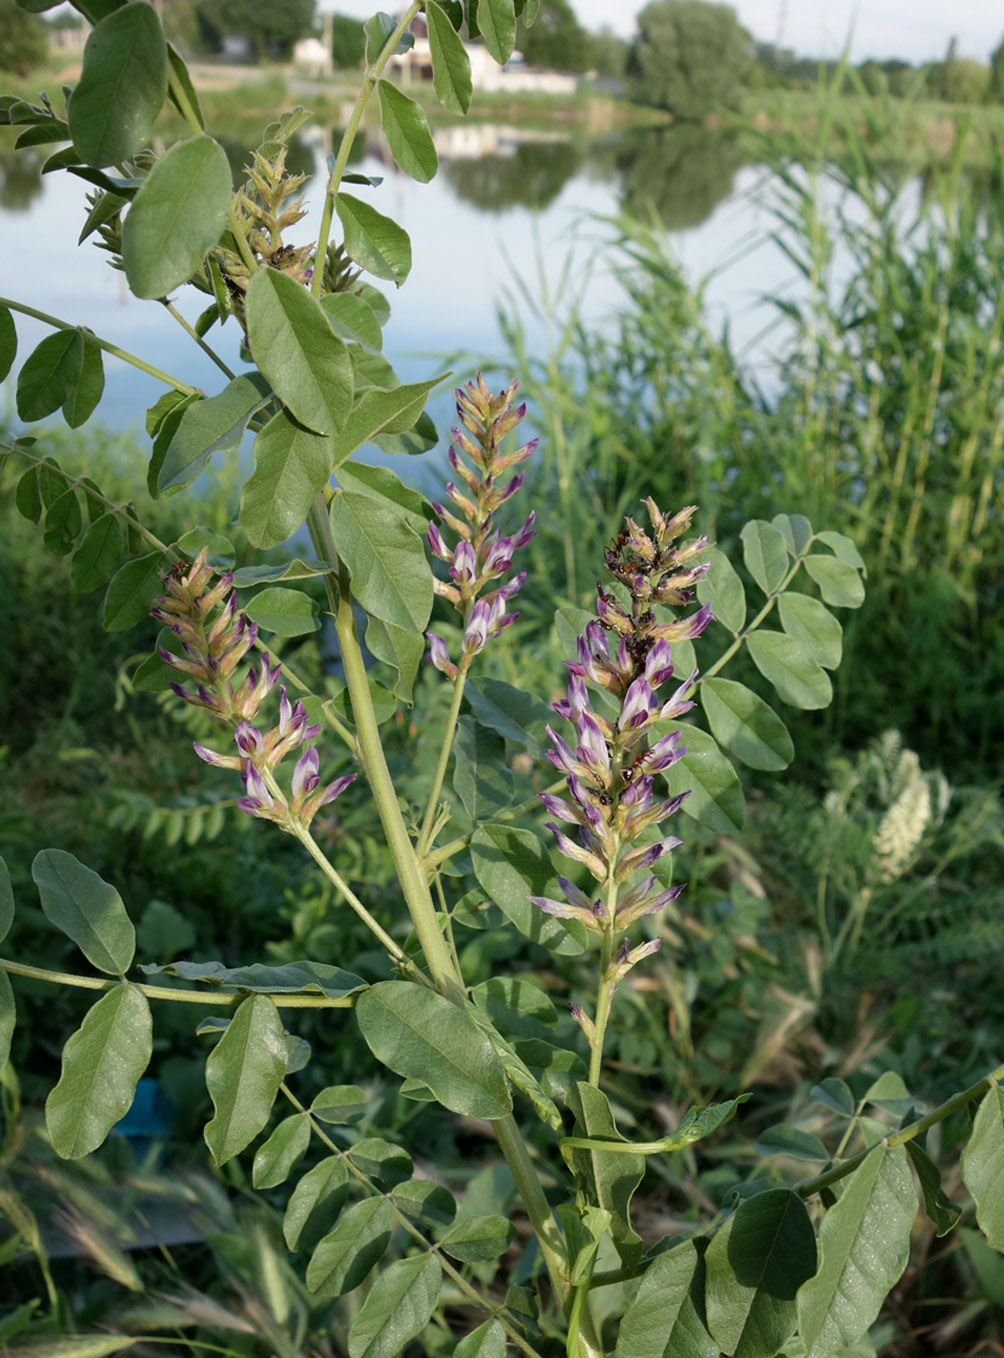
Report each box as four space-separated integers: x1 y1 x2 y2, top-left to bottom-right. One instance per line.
289 746 357 828
426 632 458 682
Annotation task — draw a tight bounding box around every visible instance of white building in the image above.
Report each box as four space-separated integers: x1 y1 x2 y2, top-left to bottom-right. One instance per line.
386 17 578 96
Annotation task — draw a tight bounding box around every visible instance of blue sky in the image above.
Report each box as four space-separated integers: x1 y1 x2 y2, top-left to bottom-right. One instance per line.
320 2 1002 63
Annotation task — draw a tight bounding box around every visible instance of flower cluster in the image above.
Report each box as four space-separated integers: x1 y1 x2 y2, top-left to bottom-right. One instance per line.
530 501 712 1033
426 375 537 681
152 551 354 829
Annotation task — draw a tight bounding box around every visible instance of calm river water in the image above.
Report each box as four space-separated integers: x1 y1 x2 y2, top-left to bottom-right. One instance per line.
0 118 828 475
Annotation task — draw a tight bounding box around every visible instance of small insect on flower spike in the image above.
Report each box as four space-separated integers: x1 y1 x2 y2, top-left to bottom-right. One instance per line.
530 502 711 1075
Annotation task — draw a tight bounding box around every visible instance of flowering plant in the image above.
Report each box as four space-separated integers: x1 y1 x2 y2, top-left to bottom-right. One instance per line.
1 3 1003 1355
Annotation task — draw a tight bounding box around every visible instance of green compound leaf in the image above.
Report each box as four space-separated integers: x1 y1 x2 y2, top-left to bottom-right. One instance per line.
0 305 16 380
140 958 365 999
330 376 445 468
777 592 843 669
391 1179 457 1230
471 824 587 956
283 1156 350 1252
158 372 272 493
68 2 168 167
252 1114 310 1190
796 1143 917 1358
705 1189 817 1358
16 329 84 421
669 1095 750 1148
43 486 82 555
204 994 287 1166
811 1077 855 1117
815 529 866 570
335 462 431 533
455 1320 506 1358
615 1240 717 1358
477 0 517 63
362 615 425 704
803 553 866 608
746 631 832 710
103 550 167 631
373 408 438 455
907 1141 962 1238
564 1082 644 1269
427 1 473 113
122 134 231 298
438 1213 514 1263
741 519 789 596
306 1197 392 1298
311 1084 368 1123
62 335 105 428
772 512 814 557
662 722 746 833
347 1252 441 1358
243 586 319 637
702 678 793 771
454 717 514 822
46 985 152 1159
377 80 438 182
245 269 354 435
240 409 333 550
32 849 134 975
697 545 746 634
355 980 512 1120
329 489 433 633
755 1123 828 1161
71 512 126 594
471 977 558 1041
465 677 553 757
320 291 384 351
335 192 412 286
347 1138 412 1187
961 1085 1004 1252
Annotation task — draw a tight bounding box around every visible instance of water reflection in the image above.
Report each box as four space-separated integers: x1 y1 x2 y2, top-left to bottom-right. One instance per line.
442 135 586 212
0 131 45 212
608 125 751 231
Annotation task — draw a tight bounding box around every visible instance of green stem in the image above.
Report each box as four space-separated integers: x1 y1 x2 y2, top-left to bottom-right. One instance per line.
588 917 618 1087
311 1 424 298
306 497 571 1307
416 669 467 858
160 299 235 381
293 823 427 982
425 775 568 870
796 1057 1004 1200
306 497 462 1001
0 959 349 1008
0 297 198 395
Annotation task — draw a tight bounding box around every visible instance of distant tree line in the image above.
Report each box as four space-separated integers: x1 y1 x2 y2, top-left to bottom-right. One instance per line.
6 0 1004 120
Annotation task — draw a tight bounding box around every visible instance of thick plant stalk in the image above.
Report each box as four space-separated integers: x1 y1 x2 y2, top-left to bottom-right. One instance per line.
306 497 574 1306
